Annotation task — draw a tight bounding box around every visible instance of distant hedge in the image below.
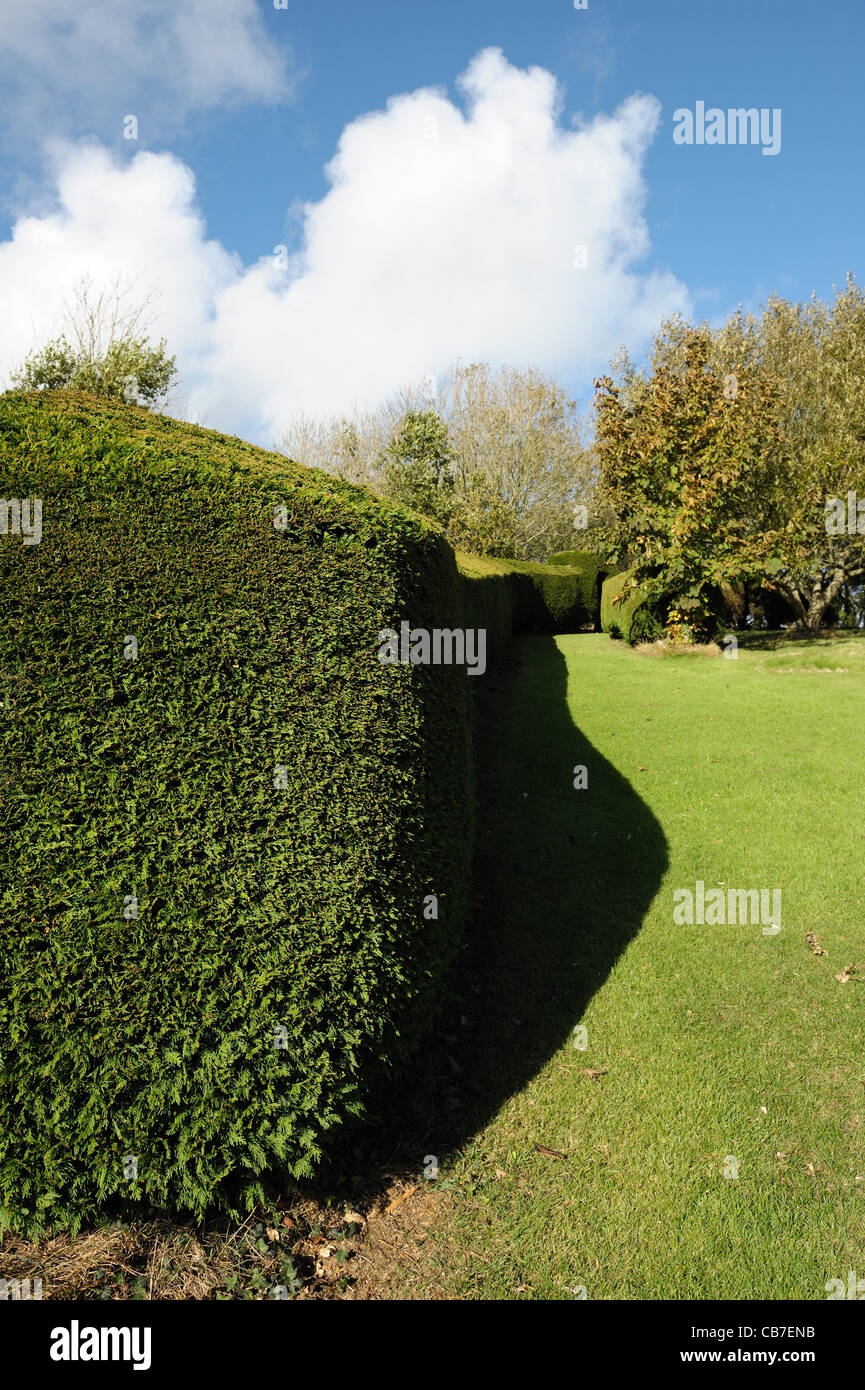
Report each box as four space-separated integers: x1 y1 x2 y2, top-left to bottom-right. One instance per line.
600 568 659 642
0 391 587 1238
544 549 615 629
546 549 599 568
459 551 601 636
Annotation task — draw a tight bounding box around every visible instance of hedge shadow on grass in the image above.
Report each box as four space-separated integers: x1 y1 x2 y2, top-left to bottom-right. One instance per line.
324 632 669 1189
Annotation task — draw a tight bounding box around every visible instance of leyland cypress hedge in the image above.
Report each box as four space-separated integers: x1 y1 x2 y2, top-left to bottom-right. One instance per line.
456 551 597 638
0 390 477 1237
545 549 614 629
0 391 592 1237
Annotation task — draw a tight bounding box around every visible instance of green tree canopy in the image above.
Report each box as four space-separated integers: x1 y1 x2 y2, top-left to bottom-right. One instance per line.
382 408 455 525
13 333 177 408
596 326 785 629
596 279 865 635
10 274 177 409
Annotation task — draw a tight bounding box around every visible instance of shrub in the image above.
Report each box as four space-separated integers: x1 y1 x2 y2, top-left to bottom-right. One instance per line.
12 335 177 409
600 568 660 643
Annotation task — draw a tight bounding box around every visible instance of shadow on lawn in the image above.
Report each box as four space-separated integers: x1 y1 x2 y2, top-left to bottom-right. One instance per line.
323 632 669 1193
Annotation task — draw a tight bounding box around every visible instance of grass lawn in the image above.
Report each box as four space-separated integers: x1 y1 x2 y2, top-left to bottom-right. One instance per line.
390 631 865 1300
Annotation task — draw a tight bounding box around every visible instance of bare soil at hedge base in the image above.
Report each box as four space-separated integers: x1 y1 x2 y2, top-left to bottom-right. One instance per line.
0 1180 453 1300
1 1184 439 1301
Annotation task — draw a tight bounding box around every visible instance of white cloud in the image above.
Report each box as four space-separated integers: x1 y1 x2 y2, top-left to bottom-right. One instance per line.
0 48 690 444
0 0 291 146
0 143 239 411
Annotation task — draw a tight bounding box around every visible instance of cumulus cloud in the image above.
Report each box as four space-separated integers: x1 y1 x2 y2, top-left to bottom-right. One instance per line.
0 48 690 444
0 143 239 413
0 0 292 147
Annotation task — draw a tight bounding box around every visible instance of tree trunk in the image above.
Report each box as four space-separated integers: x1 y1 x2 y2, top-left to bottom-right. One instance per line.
720 580 747 627
782 566 847 636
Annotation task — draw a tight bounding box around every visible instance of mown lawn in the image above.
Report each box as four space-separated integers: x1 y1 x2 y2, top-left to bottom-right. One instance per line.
396 631 865 1300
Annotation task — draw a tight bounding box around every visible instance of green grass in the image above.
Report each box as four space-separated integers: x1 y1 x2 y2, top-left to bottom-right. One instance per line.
404 632 865 1300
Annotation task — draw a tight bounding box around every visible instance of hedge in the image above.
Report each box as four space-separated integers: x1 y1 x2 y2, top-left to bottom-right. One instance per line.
0 391 587 1237
0 390 483 1236
545 549 614 629
458 551 600 638
600 567 658 642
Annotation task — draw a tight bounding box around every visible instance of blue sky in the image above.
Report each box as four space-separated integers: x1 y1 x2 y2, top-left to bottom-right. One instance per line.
188 0 864 308
0 0 861 442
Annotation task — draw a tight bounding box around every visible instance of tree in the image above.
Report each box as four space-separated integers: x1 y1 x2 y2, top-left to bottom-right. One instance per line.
595 326 786 634
279 362 599 561
440 362 598 560
382 409 455 525
279 407 395 489
598 281 865 636
11 274 177 409
709 279 865 633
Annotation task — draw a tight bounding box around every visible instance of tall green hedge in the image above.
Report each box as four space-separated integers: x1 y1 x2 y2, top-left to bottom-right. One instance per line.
0 391 590 1238
0 391 481 1237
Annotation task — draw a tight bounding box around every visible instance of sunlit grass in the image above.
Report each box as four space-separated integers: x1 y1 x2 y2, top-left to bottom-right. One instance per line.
407 632 865 1300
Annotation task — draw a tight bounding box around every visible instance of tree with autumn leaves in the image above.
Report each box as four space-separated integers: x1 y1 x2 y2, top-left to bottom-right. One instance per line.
595 278 865 637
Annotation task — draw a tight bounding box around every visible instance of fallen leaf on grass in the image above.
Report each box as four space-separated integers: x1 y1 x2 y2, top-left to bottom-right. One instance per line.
805 931 828 956
583 1067 608 1081
836 963 857 984
534 1143 566 1159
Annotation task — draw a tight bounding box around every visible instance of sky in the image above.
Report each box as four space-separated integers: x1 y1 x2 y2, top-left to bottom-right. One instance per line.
0 0 862 446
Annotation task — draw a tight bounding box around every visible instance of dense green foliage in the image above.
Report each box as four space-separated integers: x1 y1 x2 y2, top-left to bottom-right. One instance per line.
595 328 783 637
12 334 177 408
544 549 614 628
596 281 865 635
0 390 479 1237
600 568 658 642
0 390 591 1239
382 409 455 526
